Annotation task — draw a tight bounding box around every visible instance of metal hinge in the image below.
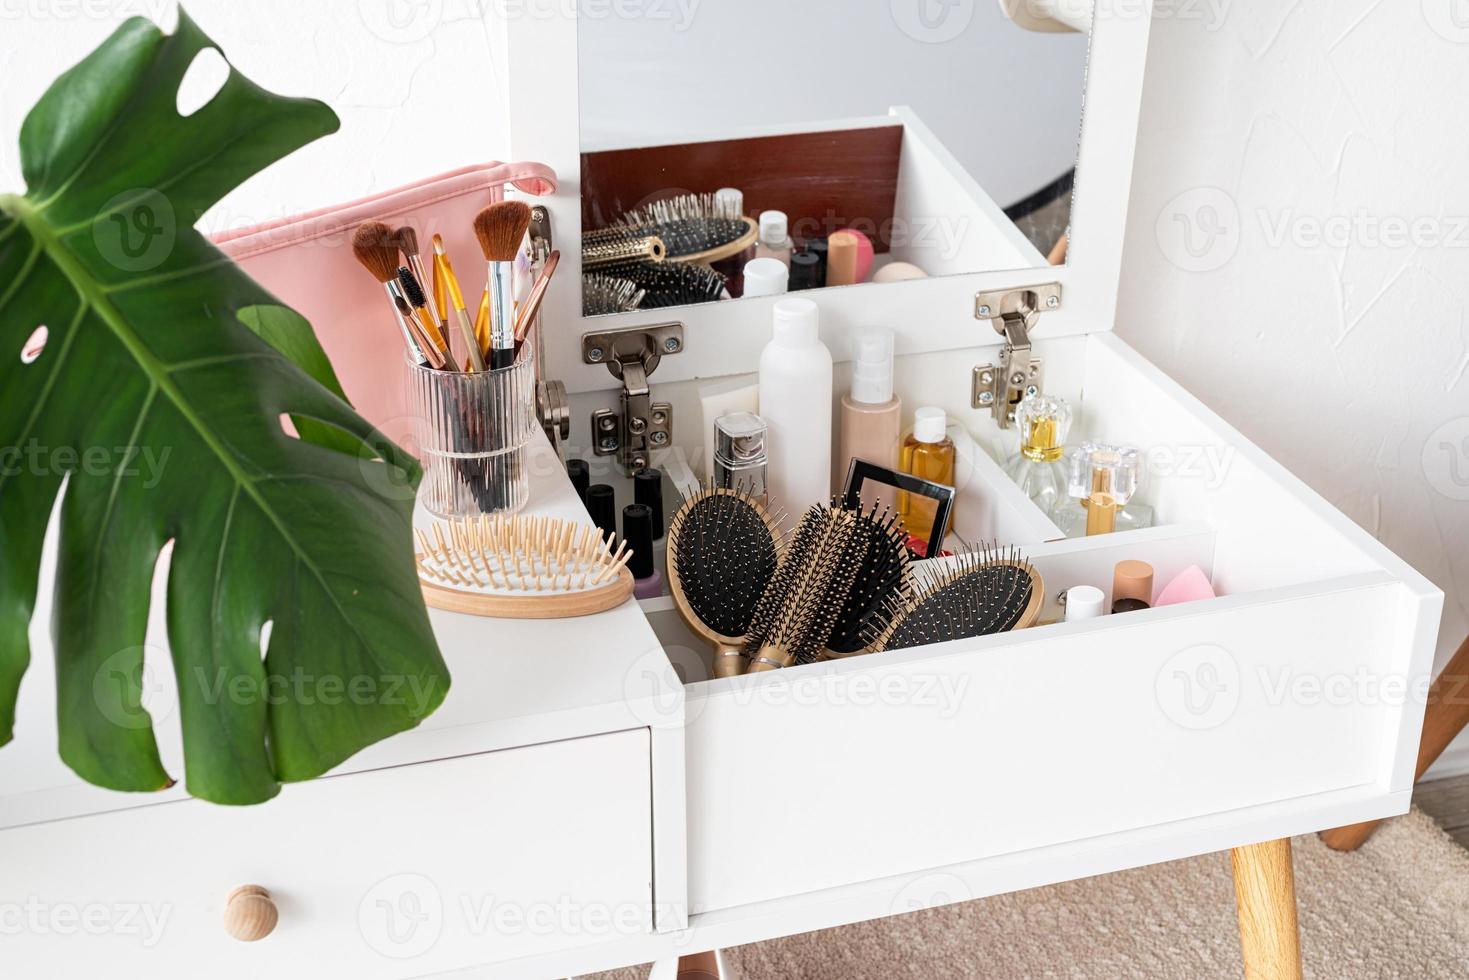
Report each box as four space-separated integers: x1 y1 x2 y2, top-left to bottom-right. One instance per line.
528 205 553 264
583 322 683 474
972 282 1060 428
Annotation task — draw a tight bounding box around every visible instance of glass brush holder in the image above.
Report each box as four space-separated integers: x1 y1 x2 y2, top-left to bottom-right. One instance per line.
1056 441 1155 538
407 333 539 518
1006 394 1072 520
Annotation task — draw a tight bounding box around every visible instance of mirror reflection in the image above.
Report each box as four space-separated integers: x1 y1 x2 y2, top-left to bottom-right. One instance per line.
578 0 1091 316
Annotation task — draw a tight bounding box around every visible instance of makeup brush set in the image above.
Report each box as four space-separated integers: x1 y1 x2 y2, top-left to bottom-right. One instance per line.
354 202 559 517
665 483 1044 678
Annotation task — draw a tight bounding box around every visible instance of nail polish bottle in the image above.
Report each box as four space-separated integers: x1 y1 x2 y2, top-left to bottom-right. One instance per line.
587 484 617 543
634 468 665 540
566 458 590 506
1005 395 1072 520
1057 442 1155 538
623 504 663 600
788 251 822 291
1112 560 1155 614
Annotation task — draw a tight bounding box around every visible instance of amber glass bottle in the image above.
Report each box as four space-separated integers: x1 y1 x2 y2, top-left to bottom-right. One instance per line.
898 406 957 544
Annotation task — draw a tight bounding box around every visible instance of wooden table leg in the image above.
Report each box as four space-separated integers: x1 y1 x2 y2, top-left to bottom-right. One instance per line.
1321 632 1469 852
1231 838 1303 980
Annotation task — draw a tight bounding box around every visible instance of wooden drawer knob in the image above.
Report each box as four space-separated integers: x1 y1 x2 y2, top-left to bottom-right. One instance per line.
224 885 278 942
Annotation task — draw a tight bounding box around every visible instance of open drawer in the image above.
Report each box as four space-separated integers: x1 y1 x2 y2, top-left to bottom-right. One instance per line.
626 327 1440 916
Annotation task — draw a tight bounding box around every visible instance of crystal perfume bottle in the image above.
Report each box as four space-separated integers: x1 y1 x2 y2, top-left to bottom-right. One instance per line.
1005 395 1072 519
1056 442 1156 537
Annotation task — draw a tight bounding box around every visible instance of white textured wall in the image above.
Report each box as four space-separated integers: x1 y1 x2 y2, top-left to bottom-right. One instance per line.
1118 1 1469 773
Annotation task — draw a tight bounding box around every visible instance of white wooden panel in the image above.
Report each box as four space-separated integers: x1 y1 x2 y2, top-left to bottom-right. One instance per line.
684 575 1402 912
0 731 652 978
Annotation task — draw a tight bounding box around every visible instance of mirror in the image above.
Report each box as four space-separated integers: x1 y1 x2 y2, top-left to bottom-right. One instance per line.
577 0 1092 317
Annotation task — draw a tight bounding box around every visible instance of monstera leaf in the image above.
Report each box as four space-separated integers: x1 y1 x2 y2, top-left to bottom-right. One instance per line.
0 14 449 804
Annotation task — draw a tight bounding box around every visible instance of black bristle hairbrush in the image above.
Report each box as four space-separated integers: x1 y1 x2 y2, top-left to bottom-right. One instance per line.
744 505 867 673
867 544 1043 653
633 262 727 308
666 483 784 679
819 503 914 661
605 193 759 263
582 273 645 316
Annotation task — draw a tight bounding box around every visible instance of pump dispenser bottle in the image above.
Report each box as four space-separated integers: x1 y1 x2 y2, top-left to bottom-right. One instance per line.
837 329 901 506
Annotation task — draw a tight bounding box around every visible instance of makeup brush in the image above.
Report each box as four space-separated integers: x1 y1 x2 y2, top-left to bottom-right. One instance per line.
398 267 455 370
394 226 446 349
582 274 646 316
822 502 913 660
867 545 1043 653
666 483 784 678
514 248 560 345
432 233 486 373
473 200 533 371
352 221 430 367
743 504 865 673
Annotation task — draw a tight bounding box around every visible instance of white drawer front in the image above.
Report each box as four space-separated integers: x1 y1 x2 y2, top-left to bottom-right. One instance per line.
683 579 1406 913
0 729 652 978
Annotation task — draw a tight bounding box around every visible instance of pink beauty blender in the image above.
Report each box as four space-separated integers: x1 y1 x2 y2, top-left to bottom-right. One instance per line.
838 228 876 282
1155 565 1217 606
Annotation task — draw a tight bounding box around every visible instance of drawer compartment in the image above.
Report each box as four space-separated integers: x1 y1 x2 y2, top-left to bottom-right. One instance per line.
634 331 1437 915
0 730 652 978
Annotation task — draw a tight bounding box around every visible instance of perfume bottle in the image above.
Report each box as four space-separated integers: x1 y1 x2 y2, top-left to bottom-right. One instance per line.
898 407 957 543
1005 395 1072 519
1056 442 1155 538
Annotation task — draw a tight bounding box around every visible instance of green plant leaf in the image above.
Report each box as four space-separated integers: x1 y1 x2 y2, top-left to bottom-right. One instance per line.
0 13 449 804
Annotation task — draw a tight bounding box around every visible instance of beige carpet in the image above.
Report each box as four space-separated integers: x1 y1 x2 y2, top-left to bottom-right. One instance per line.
590 809 1469 979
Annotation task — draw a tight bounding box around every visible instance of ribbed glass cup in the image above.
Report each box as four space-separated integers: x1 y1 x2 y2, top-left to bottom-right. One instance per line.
407 335 539 517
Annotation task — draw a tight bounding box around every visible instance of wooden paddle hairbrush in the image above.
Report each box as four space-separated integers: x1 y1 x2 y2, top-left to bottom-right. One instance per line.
866 544 1043 652
666 483 784 678
743 505 866 673
821 503 914 661
416 515 633 619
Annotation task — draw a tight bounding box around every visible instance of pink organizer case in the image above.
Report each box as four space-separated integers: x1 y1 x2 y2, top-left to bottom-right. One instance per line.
213 161 557 431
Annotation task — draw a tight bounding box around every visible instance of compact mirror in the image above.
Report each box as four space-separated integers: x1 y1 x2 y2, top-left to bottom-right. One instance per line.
577 0 1092 317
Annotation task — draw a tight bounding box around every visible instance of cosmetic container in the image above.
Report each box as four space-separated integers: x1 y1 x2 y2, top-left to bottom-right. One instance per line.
1063 585 1106 622
788 251 822 291
1112 560 1154 614
623 504 663 600
634 468 665 540
407 333 537 517
899 406 957 542
566 458 590 505
743 257 789 297
1006 395 1072 520
713 411 769 503
587 484 617 543
756 210 793 268
698 377 760 478
759 298 832 525
838 329 901 506
1057 442 1155 538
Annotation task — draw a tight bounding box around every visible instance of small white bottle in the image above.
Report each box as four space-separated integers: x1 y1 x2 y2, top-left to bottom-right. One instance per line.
756 210 793 269
760 298 833 527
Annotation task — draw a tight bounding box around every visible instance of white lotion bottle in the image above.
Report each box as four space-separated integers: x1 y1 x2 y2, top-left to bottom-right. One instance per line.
760 298 833 527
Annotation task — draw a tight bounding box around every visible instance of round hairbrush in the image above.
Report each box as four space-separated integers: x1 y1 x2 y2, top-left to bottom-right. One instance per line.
606 193 759 264
744 505 866 673
820 503 913 661
867 545 1043 653
666 484 783 678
